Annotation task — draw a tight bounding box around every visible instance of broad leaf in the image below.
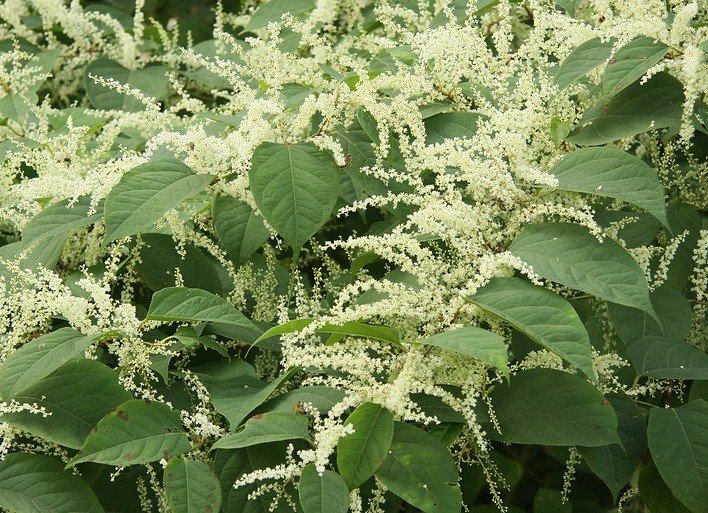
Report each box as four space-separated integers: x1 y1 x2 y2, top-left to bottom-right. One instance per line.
337 403 394 489
550 147 668 226
298 464 350 513
420 327 509 376
85 59 168 111
255 318 316 343
488 368 619 446
356 108 380 144
22 196 102 242
470 277 596 381
553 37 613 90
608 286 692 346
608 289 706 379
626 336 708 380
2 359 131 449
213 194 270 265
0 236 66 283
567 72 683 145
255 318 400 345
600 37 668 97
259 386 345 415
212 412 310 450
248 142 339 252
164 458 222 513
246 0 316 30
104 160 212 242
639 461 692 513
509 222 657 320
0 328 92 400
335 125 386 200
375 422 462 513
214 443 294 513
424 112 482 144
146 287 259 338
579 393 647 498
0 453 103 513
209 368 299 430
137 233 232 295
69 399 191 467
648 400 708 513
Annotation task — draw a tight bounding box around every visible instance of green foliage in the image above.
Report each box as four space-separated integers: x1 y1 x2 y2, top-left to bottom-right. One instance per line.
376 422 462 513
0 0 706 512
68 400 191 467
104 160 213 242
0 453 103 513
648 400 708 512
248 142 340 253
164 458 222 513
470 277 596 380
337 402 394 489
298 464 350 513
487 368 619 446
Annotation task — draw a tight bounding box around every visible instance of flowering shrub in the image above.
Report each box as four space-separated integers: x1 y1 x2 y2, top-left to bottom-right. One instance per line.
0 0 707 512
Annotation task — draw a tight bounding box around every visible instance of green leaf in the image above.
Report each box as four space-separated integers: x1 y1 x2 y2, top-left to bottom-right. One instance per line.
164 458 222 513
212 412 310 450
567 72 684 146
0 236 67 283
639 461 692 513
2 359 131 449
550 147 668 226
85 59 168 111
648 400 708 513
0 453 104 513
255 318 400 345
246 0 317 30
22 196 103 242
104 160 212 243
146 287 259 338
579 393 647 498
0 328 92 400
626 336 708 380
488 368 619 446
68 399 191 467
337 403 394 489
298 464 350 513
608 287 692 346
375 422 462 513
423 112 482 144
609 288 705 379
255 318 316 343
319 322 401 345
553 37 613 90
470 277 596 381
213 194 270 266
214 443 294 513
601 37 669 97
335 125 386 200
420 327 509 376
137 233 232 295
356 108 380 145
595 210 661 248
509 222 657 321
259 386 345 415
248 142 339 252
209 368 299 430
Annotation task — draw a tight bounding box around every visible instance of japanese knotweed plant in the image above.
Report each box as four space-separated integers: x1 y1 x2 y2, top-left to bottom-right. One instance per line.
0 0 707 512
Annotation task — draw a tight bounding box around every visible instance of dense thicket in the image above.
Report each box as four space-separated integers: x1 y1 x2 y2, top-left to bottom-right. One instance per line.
0 1 706 512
